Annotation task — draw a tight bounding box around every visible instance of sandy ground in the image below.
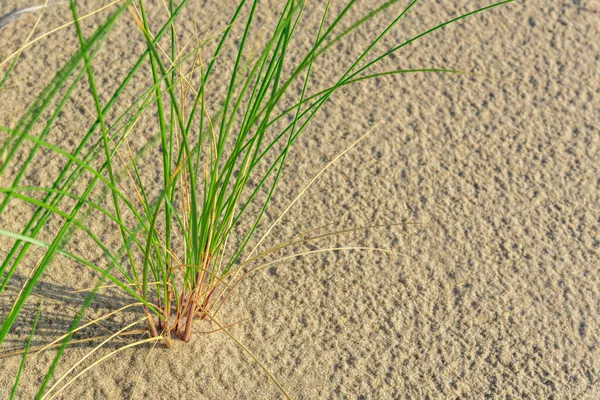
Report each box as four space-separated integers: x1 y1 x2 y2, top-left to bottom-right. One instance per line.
0 0 599 398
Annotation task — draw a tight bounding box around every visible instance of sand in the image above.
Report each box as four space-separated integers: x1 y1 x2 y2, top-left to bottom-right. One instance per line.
0 0 599 398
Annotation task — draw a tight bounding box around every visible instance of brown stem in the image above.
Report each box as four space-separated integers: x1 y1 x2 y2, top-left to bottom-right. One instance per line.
144 307 159 338
180 301 196 342
199 286 216 320
146 306 173 348
181 271 202 342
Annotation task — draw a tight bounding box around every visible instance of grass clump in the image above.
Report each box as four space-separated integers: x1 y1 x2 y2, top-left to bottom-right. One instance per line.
0 0 513 397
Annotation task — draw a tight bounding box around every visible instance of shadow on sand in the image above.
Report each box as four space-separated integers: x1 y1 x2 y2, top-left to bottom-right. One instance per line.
0 273 152 357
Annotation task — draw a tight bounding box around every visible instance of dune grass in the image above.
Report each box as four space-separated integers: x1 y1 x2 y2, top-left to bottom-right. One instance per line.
0 0 513 397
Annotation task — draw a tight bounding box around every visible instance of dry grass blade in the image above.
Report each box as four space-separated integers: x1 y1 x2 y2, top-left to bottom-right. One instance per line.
0 0 50 92
0 1 64 32
0 0 120 69
33 303 145 355
247 121 383 260
0 303 146 361
43 336 162 400
129 335 160 400
0 330 147 359
43 318 147 399
243 221 419 268
203 312 292 400
249 246 395 274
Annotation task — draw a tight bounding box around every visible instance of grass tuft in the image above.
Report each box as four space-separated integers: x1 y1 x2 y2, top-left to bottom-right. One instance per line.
0 0 513 396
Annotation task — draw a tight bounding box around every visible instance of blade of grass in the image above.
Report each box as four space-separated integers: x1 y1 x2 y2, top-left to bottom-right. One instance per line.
0 0 52 89
10 300 43 400
69 0 139 295
247 120 380 259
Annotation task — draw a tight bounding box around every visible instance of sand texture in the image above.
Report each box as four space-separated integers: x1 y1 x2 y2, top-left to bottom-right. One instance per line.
0 0 599 398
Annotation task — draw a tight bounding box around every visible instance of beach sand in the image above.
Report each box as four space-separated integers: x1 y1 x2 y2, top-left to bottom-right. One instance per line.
0 0 599 398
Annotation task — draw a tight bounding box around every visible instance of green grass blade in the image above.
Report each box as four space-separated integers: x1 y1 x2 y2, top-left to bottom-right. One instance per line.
10 301 43 400
0 2 128 174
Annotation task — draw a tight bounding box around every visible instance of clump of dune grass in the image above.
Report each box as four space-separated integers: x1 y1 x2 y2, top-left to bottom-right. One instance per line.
0 0 513 397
